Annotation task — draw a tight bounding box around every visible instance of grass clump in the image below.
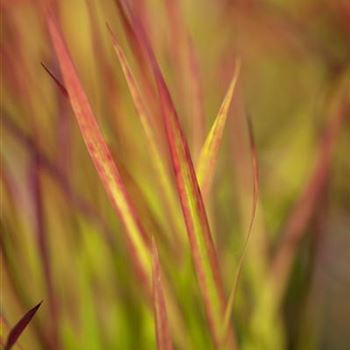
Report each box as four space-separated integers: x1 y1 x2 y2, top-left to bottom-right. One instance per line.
1 1 350 349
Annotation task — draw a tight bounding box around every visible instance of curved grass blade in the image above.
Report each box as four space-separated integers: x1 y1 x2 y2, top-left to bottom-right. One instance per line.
107 26 186 245
196 60 241 198
46 10 151 286
4 301 42 350
223 117 259 341
117 5 238 347
152 238 173 350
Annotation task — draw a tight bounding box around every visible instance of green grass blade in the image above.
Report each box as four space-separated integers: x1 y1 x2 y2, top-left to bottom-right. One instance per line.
196 61 240 198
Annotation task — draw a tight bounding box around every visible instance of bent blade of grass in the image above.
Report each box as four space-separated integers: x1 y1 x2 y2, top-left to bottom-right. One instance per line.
152 238 173 350
4 301 42 350
196 60 240 198
46 11 151 286
107 26 186 245
121 8 237 348
223 117 259 340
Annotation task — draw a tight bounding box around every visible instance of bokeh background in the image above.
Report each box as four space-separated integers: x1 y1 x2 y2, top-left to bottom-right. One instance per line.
1 0 350 349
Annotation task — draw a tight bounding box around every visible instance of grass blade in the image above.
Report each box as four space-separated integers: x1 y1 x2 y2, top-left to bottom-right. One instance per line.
117 6 238 347
41 53 190 347
163 0 206 159
113 0 157 114
41 57 183 349
196 61 241 198
107 26 186 245
152 238 173 350
4 302 42 350
41 62 68 98
46 10 151 286
223 117 259 339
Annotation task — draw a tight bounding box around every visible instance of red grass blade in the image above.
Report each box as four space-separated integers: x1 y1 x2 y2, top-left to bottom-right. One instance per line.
46 10 151 286
4 302 42 350
107 26 185 245
113 0 157 114
196 60 241 198
152 238 174 350
116 5 238 347
163 0 206 159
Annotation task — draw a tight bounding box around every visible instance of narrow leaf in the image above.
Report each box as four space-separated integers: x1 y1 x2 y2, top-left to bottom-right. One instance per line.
196 60 241 198
46 10 151 285
5 302 42 350
223 117 259 339
113 0 157 113
41 62 68 97
152 238 173 350
118 6 237 347
107 25 185 245
163 0 206 159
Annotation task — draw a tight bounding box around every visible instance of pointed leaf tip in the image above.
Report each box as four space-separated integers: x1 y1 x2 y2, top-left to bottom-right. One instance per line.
41 62 68 97
197 59 241 198
5 301 42 350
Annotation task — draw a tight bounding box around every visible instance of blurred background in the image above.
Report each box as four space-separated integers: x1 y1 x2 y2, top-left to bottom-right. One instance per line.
1 0 350 349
